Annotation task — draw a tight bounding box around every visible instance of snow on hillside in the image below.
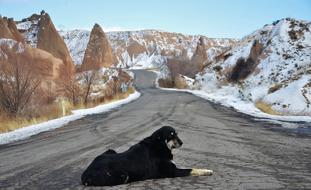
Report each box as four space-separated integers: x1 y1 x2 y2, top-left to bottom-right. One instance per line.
0 38 24 53
16 20 39 47
59 29 90 65
107 30 235 68
194 18 311 118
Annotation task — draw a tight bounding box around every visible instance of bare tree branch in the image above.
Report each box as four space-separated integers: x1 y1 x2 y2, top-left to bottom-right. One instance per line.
0 43 41 117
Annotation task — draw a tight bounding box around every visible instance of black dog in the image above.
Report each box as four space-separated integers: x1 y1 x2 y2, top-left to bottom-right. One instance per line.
81 126 213 186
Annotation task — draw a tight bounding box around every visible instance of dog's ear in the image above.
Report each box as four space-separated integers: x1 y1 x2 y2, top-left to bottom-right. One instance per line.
151 131 162 141
151 130 166 144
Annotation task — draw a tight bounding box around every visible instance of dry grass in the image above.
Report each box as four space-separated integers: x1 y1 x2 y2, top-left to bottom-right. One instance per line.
174 75 189 89
255 101 281 115
0 87 137 134
0 115 43 133
0 88 136 133
0 100 73 133
74 87 135 110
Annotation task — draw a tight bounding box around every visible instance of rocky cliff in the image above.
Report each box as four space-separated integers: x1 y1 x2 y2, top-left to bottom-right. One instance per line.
0 39 63 93
37 12 74 79
0 17 24 42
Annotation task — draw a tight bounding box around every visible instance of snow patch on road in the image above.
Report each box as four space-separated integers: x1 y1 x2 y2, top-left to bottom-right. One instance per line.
0 91 141 145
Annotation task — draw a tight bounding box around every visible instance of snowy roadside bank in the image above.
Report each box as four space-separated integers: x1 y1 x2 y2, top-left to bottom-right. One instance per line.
161 87 311 126
0 91 141 145
171 86 311 125
152 71 311 127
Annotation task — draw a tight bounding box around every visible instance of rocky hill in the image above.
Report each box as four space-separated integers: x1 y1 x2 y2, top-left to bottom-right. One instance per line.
0 16 24 42
195 18 311 116
59 29 236 69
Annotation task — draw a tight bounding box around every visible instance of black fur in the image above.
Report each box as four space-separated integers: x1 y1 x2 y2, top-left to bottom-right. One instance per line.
81 126 192 186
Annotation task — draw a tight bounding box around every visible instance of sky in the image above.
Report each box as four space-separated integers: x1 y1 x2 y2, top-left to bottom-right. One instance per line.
0 0 311 38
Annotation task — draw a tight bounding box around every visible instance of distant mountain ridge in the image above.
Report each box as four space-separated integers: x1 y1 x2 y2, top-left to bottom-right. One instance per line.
59 29 236 67
13 12 236 69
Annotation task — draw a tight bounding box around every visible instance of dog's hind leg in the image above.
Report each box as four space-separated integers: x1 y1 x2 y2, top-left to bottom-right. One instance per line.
97 149 117 157
103 149 117 154
81 170 129 186
107 170 129 185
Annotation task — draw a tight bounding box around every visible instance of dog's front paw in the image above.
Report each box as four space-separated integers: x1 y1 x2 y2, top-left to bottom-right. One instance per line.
191 168 213 176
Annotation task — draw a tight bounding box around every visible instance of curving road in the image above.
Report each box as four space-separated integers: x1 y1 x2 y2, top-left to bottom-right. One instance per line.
0 70 310 190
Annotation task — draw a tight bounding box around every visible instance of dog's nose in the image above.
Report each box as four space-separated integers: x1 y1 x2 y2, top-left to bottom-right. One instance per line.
177 138 183 146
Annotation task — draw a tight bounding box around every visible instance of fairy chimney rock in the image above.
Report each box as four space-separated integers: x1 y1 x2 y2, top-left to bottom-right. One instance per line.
37 13 74 80
81 23 116 71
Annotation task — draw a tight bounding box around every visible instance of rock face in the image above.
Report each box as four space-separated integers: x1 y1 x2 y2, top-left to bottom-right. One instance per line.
81 23 116 71
0 17 24 42
191 37 207 66
126 40 147 58
37 13 74 80
7 19 25 42
166 37 208 79
0 17 14 39
0 39 63 93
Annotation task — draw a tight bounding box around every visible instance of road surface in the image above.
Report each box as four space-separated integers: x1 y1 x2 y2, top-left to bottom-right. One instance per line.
0 70 310 190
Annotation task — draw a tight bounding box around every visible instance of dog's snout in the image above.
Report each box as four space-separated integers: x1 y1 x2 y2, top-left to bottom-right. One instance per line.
176 137 183 147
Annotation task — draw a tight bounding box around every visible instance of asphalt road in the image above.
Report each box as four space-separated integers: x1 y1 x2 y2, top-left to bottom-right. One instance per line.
0 70 310 190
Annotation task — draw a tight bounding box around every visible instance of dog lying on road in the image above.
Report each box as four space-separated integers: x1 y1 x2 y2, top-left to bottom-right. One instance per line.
81 126 213 186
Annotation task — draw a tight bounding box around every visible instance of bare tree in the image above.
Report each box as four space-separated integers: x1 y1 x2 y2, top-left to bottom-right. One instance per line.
0 44 41 117
79 70 98 106
106 76 119 97
62 78 80 105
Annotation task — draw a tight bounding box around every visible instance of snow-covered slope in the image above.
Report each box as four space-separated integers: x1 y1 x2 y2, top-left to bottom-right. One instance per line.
195 18 311 116
16 15 40 47
59 29 90 65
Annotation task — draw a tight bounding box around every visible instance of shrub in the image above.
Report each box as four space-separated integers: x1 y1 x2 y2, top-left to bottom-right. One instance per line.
268 84 283 94
158 78 174 88
228 57 255 82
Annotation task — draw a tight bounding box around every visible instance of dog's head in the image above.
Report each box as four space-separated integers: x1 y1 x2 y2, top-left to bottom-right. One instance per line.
151 126 183 150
